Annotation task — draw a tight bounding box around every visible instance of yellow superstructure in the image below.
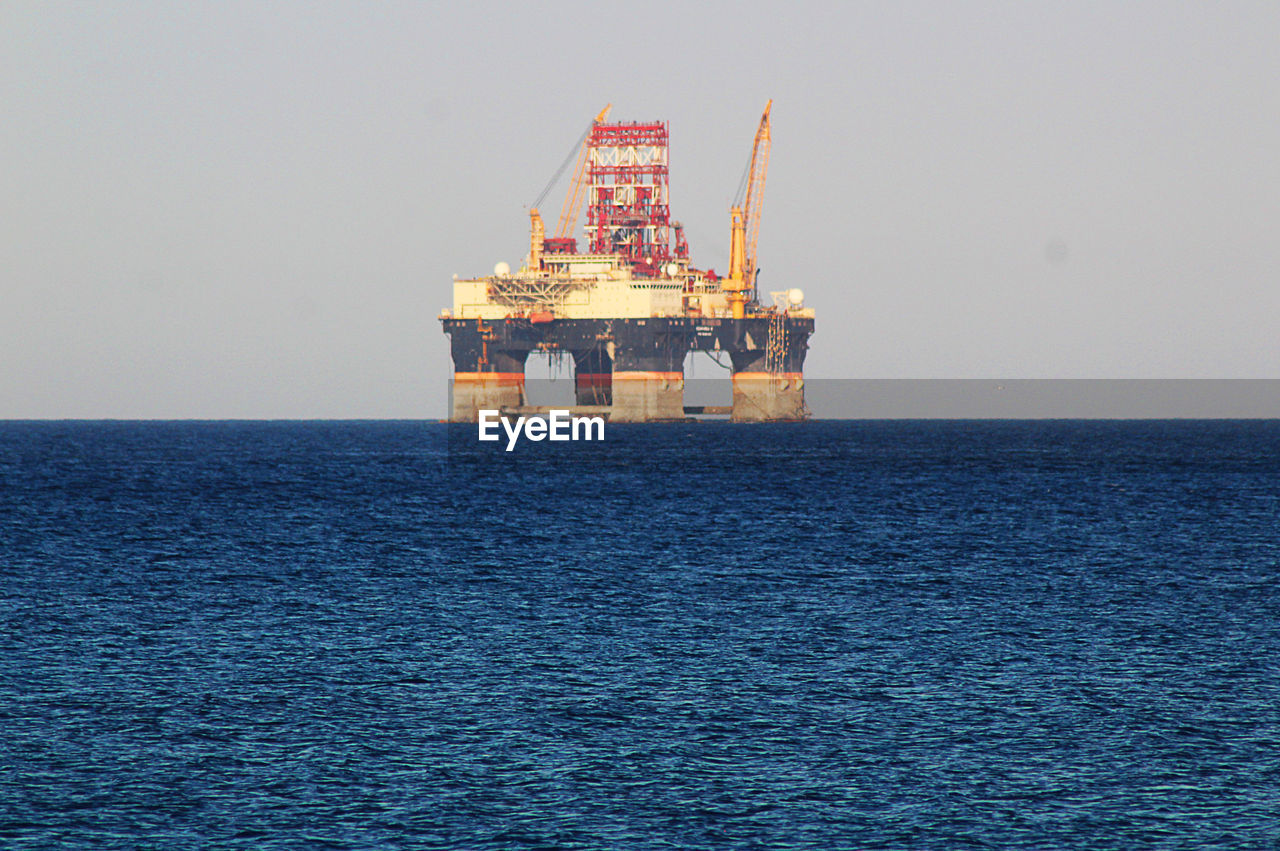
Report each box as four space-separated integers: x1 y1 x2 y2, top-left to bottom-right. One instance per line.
442 101 813 325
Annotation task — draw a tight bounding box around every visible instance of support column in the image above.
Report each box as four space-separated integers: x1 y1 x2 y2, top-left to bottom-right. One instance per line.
610 371 685 421
728 316 809 421
572 349 613 406
451 369 526 421
609 321 686 422
730 372 806 421
443 319 530 421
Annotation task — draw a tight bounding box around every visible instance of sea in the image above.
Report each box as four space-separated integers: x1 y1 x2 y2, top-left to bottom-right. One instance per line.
1 420 1277 849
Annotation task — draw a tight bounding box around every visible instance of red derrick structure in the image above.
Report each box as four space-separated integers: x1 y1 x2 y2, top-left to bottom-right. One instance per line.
583 121 671 274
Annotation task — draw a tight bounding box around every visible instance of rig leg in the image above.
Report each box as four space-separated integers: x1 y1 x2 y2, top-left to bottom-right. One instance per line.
728 322 810 421
450 371 526 422
573 349 613 406
608 321 687 422
731 372 806 421
443 320 531 421
609 372 686 421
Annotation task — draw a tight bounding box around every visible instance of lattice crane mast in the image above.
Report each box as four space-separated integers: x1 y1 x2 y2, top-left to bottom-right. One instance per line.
743 100 771 301
527 105 612 270
557 104 612 240
726 100 772 318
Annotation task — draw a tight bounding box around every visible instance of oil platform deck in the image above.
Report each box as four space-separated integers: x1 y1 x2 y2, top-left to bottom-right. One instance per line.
441 103 814 422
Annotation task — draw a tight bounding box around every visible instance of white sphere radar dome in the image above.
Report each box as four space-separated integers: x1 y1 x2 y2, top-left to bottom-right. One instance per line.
787 288 805 306
494 261 510 276
665 263 679 277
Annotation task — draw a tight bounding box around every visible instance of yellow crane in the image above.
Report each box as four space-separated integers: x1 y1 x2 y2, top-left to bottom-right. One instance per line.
725 100 772 318
556 104 612 240
527 104 611 271
743 100 771 298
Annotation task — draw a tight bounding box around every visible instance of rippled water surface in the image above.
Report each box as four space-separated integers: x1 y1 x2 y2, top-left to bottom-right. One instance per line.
1 420 1278 848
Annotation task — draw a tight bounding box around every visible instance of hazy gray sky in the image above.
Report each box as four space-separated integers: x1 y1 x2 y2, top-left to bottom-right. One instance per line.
3 2 1278 417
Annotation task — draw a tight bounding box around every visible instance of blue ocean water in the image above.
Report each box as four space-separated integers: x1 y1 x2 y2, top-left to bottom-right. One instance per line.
1 420 1278 849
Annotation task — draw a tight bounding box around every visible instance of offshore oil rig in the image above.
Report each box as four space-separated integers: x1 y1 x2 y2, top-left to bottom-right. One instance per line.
441 102 814 422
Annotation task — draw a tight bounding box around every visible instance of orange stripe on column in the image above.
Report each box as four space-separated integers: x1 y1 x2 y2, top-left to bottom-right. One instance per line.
453 372 526 383
732 372 804 381
612 371 684 381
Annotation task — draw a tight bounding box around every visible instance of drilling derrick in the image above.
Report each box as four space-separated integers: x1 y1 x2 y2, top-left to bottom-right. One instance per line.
584 122 671 273
440 103 814 423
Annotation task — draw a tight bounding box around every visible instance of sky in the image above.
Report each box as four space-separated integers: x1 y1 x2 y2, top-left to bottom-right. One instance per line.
3 1 1278 418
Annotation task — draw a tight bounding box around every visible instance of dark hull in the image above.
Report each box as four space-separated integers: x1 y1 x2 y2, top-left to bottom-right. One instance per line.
442 316 813 422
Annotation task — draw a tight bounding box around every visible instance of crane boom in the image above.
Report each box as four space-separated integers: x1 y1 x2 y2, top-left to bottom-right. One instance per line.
742 100 771 296
556 104 612 239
